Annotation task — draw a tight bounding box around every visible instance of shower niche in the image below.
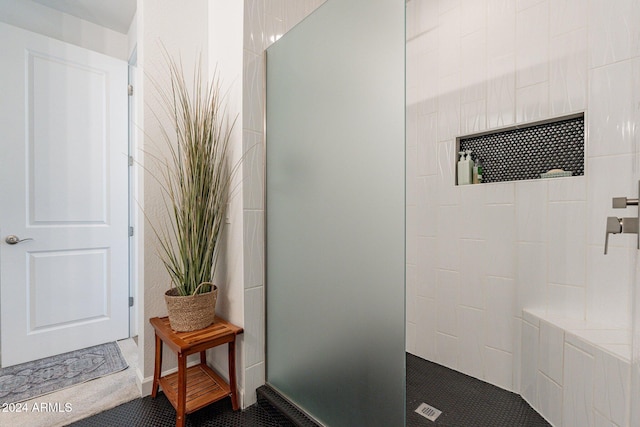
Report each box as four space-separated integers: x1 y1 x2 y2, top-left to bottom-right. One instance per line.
455 112 585 185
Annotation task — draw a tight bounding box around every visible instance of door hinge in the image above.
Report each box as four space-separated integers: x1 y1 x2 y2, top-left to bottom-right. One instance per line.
129 297 134 307
128 84 134 96
129 226 134 237
128 155 134 166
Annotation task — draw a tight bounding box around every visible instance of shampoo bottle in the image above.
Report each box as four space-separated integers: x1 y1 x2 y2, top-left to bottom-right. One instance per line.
457 150 473 185
457 151 465 185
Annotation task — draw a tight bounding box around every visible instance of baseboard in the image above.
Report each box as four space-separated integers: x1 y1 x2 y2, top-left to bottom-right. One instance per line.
136 369 153 397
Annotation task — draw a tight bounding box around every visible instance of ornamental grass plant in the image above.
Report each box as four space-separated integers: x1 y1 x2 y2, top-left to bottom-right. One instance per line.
147 53 237 297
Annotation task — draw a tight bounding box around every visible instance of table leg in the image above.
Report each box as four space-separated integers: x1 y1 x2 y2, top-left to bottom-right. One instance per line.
176 353 187 427
151 333 162 398
228 340 239 410
200 350 206 365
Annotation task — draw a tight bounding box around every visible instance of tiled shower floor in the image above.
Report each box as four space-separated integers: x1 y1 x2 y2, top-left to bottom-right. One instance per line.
405 353 550 426
71 353 550 426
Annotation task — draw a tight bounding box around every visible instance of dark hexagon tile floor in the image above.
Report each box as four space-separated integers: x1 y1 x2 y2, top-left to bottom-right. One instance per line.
70 354 550 427
68 393 280 427
406 354 550 427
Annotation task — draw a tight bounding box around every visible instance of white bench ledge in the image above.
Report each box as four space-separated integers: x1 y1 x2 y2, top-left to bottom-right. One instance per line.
523 308 631 362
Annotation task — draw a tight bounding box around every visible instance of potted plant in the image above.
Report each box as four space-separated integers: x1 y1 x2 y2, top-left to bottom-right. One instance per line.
147 54 237 332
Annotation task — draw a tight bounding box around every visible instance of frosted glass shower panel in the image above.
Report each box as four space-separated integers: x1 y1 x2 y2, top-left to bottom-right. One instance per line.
265 0 406 426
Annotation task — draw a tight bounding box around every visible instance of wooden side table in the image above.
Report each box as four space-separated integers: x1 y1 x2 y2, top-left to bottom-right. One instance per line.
150 316 244 427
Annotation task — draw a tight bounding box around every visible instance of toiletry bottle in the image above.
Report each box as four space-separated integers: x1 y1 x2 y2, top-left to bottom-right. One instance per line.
473 157 483 184
458 150 473 185
457 151 466 185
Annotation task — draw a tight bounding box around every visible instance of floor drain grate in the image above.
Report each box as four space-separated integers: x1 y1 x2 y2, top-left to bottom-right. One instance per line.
415 402 442 422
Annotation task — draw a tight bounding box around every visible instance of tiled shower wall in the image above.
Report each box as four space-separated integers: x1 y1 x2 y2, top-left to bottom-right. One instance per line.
242 0 325 407
406 0 640 399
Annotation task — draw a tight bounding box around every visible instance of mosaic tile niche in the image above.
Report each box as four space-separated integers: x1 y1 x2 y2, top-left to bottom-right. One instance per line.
456 113 584 184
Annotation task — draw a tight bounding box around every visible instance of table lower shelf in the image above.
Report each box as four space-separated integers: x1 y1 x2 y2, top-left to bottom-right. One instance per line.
158 363 231 414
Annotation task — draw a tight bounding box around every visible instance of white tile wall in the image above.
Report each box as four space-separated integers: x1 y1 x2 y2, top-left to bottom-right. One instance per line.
438 7 461 78
459 239 486 309
519 310 632 427
485 277 515 352
407 204 419 266
517 243 547 315
417 237 437 297
521 319 539 407
515 82 549 123
515 1 549 88
407 145 419 205
242 0 325 407
460 0 486 37
435 331 459 370
436 270 459 337
407 2 639 424
593 348 630 427
457 306 485 378
487 0 515 58
548 176 586 202
549 28 587 115
243 210 265 288
550 0 586 37
460 29 487 105
484 346 513 390
563 343 595 427
437 206 461 271
406 319 417 355
485 181 514 204
417 113 438 176
438 74 461 142
436 141 460 205
537 372 563 426
416 296 437 360
244 286 265 367
538 321 564 385
516 180 547 243
484 204 515 278
588 60 636 157
459 185 486 240
588 0 640 68
487 54 516 128
546 283 585 320
547 202 587 287
594 412 618 427
516 242 547 313
406 264 418 325
586 245 633 328
587 155 636 247
512 317 523 392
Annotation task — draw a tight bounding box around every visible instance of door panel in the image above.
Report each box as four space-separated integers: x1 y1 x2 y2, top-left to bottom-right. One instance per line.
29 249 109 329
0 22 129 367
30 52 108 224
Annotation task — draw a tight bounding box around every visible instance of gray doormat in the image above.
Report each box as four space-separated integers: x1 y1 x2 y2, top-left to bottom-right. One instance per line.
0 342 128 404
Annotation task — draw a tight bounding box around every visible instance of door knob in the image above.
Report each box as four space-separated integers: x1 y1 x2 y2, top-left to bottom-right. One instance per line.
5 235 33 245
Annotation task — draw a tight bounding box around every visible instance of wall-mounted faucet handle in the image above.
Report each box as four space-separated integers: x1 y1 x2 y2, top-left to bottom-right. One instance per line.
606 182 640 254
604 216 622 254
612 197 639 208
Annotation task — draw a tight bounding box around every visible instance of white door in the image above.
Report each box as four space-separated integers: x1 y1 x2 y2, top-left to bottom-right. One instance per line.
0 23 129 367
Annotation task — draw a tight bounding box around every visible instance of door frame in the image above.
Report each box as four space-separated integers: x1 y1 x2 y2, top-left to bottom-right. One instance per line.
128 47 138 339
